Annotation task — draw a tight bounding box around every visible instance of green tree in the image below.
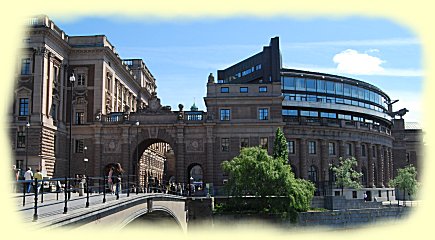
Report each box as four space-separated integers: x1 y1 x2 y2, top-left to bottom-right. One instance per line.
222 147 315 216
389 165 419 201
329 157 363 195
272 127 288 163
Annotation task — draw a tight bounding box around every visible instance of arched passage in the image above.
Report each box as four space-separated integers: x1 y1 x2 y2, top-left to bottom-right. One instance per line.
130 137 175 192
187 163 204 195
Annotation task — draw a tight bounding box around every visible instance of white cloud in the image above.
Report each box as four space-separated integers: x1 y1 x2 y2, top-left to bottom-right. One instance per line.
333 49 386 75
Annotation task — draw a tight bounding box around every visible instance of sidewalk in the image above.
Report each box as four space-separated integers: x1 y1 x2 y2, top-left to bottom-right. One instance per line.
12 191 149 230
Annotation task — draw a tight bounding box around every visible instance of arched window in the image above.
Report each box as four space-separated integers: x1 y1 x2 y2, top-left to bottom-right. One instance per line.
308 165 318 183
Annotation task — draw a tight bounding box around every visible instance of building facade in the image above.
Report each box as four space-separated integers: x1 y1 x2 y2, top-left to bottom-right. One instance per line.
11 16 422 199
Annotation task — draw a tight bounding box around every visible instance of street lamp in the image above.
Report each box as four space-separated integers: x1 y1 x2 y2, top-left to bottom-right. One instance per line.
135 121 139 194
189 176 194 196
68 71 76 178
25 122 30 169
83 146 88 177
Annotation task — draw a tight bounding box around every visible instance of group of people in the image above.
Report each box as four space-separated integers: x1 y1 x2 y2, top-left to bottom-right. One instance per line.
106 162 124 195
12 165 44 193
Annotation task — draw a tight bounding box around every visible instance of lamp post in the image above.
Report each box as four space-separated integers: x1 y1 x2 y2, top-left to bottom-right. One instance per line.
135 121 139 194
25 122 30 169
127 125 131 197
68 72 76 178
189 176 194 196
83 146 88 177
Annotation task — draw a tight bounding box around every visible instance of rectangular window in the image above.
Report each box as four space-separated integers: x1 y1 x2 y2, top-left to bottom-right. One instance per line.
306 79 316 91
240 138 249 149
347 143 353 156
295 78 305 91
335 82 343 95
221 138 230 152
17 132 26 148
75 112 85 125
260 137 268 150
326 81 335 94
344 84 351 96
75 139 84 153
19 98 29 116
240 87 248 93
328 142 336 155
288 141 295 154
220 109 230 121
317 80 326 93
372 146 376 157
220 87 229 93
282 109 298 116
282 77 295 90
258 108 269 120
362 144 366 157
77 73 86 86
259 86 267 93
308 141 316 154
21 58 31 75
300 111 318 117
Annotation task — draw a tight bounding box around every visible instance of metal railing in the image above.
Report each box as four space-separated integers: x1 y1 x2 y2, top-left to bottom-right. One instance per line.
12 174 199 222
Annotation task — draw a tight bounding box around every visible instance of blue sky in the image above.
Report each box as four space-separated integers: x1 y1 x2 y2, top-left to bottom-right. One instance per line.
52 16 423 123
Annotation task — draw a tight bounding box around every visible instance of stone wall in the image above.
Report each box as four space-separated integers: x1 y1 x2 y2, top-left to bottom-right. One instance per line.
298 207 411 228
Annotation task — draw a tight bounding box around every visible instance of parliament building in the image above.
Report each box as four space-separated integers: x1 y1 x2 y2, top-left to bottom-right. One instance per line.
10 15 422 200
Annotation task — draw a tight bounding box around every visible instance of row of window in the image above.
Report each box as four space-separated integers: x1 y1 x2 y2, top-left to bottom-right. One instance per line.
288 140 379 157
220 108 269 121
282 109 379 124
219 137 381 158
281 76 388 108
218 64 262 83
220 86 268 93
20 59 87 87
221 137 269 152
282 93 386 113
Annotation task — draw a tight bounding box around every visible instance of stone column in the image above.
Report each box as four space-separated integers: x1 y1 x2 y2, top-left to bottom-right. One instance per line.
338 140 346 159
354 141 362 172
376 144 385 187
367 143 375 187
205 125 214 184
299 139 307 179
384 147 390 186
320 140 328 182
389 148 394 179
175 125 186 183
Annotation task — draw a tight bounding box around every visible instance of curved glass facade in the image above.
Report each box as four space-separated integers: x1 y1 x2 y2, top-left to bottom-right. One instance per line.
280 73 392 127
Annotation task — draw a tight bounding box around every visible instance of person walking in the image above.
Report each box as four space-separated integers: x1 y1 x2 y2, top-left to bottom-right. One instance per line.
23 167 33 193
12 165 20 193
112 163 124 197
34 169 43 194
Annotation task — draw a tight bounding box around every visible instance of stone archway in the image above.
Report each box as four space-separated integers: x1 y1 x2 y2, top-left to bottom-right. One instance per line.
129 127 178 192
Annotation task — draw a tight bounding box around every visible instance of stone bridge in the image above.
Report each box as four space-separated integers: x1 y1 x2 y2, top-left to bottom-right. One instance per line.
20 193 190 232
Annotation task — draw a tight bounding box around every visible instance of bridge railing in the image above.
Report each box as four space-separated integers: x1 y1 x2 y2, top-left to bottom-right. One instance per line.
12 174 194 222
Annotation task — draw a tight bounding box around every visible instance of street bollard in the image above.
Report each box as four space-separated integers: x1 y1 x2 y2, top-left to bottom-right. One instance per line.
78 182 84 196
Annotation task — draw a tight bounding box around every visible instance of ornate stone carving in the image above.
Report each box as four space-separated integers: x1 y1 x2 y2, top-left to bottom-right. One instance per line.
186 138 204 152
104 139 120 153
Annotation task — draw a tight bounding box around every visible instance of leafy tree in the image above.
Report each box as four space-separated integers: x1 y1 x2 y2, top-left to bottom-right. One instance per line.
389 164 419 200
272 127 288 163
329 157 363 195
222 147 315 218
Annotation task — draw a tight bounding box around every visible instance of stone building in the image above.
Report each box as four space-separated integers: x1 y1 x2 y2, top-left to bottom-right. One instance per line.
10 16 422 199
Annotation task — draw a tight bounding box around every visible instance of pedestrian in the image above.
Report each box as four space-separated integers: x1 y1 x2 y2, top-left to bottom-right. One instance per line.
12 165 20 193
34 169 43 194
107 166 114 193
112 163 124 197
364 192 368 202
23 167 33 193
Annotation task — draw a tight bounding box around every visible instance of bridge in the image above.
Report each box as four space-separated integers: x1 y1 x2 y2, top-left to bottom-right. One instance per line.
13 179 195 232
